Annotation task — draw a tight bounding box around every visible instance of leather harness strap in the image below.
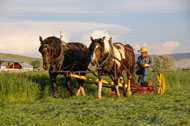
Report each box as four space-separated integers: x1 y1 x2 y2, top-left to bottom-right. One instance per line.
42 43 64 71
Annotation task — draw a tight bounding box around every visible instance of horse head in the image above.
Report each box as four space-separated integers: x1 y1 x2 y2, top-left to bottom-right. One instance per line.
39 36 65 70
89 36 112 66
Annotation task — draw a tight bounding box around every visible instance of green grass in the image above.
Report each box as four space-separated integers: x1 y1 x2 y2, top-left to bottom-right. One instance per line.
0 71 190 125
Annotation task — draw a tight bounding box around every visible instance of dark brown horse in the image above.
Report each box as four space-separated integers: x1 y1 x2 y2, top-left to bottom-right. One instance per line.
89 36 135 99
39 36 90 97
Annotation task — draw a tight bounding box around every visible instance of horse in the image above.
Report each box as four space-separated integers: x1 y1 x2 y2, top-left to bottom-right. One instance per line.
39 36 90 98
89 36 135 99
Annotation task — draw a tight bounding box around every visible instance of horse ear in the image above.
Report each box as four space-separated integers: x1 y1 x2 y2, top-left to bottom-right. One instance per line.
109 37 112 43
90 36 94 41
101 36 105 42
39 36 43 43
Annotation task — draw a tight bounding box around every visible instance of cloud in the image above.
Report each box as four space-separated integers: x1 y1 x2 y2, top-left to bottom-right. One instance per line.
0 0 189 18
81 30 113 46
134 43 148 52
0 21 130 57
134 41 180 55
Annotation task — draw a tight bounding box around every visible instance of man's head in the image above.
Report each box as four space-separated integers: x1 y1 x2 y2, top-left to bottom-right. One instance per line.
138 47 148 57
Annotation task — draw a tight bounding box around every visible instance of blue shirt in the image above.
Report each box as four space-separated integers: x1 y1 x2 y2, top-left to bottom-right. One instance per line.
137 55 154 69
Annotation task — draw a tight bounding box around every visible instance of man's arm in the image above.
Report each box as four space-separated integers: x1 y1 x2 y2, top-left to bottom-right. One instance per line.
149 55 154 68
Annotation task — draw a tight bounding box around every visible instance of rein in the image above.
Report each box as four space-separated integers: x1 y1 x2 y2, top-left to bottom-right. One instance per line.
50 44 64 70
95 41 113 69
42 43 64 71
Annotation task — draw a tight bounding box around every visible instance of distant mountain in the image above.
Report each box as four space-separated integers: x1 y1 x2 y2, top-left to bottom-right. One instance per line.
169 53 190 60
0 52 42 65
135 53 190 61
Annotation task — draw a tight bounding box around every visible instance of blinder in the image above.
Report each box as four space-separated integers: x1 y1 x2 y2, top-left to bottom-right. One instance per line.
90 39 112 68
40 43 57 69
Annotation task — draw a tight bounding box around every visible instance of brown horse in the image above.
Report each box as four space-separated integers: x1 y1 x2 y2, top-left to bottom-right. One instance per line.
39 36 90 98
89 36 135 99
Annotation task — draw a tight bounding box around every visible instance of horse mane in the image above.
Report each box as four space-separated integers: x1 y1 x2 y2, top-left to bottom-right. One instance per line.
103 39 111 53
43 36 68 50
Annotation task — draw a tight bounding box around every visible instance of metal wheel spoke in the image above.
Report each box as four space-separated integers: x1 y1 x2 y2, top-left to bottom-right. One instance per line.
153 72 166 95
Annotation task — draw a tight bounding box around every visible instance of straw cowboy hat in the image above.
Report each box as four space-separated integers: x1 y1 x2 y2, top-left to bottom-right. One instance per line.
138 47 148 53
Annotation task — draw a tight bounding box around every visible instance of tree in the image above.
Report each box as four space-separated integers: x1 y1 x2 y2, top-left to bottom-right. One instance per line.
154 55 176 72
31 60 40 68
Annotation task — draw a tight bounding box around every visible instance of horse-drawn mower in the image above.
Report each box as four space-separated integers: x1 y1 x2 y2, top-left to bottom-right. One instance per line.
62 71 166 96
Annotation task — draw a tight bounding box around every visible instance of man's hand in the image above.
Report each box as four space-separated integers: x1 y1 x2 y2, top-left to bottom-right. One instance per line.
142 64 150 68
135 64 138 69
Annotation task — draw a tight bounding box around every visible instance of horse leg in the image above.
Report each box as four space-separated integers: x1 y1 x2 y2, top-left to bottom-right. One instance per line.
114 78 121 98
49 73 57 98
80 80 86 96
76 79 86 96
76 81 81 96
97 75 103 100
126 71 132 97
66 77 75 96
121 77 127 97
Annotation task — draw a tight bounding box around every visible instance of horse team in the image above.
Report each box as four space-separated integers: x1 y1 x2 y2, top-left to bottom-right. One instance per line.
39 36 135 100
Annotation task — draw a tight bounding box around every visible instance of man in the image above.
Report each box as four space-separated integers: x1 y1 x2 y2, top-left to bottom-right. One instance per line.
136 47 154 85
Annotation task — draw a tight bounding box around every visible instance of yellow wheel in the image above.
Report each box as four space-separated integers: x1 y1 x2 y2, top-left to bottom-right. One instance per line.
152 72 166 95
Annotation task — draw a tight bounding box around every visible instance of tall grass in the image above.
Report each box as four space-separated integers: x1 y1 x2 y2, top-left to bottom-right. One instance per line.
0 72 71 102
163 71 190 88
0 72 107 102
0 71 190 102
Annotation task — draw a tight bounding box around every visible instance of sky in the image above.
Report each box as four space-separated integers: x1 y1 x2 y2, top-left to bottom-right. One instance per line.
0 0 190 58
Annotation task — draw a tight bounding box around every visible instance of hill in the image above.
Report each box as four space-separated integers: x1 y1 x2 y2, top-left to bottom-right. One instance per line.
169 53 190 60
1 52 189 66
0 52 42 65
135 53 190 61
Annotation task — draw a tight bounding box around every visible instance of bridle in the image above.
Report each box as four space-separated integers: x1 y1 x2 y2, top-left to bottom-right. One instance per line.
92 40 113 69
40 44 49 67
41 43 64 71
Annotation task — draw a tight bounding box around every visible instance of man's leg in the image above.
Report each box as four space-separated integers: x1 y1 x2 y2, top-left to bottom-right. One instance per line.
136 69 143 83
142 68 151 82
137 76 142 83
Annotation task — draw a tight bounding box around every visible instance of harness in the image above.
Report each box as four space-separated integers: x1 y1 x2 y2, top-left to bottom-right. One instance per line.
94 41 135 82
42 43 64 71
94 40 114 69
51 44 64 70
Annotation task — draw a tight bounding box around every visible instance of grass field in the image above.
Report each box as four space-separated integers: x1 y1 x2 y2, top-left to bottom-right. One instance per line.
0 71 190 125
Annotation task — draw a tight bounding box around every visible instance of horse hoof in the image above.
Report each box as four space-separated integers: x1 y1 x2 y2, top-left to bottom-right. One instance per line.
97 96 102 100
123 92 127 97
98 98 102 100
82 94 86 96
127 91 132 97
76 91 81 96
71 94 76 97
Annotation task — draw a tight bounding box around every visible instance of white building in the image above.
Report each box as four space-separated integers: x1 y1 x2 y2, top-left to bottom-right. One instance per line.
175 58 190 70
0 58 33 72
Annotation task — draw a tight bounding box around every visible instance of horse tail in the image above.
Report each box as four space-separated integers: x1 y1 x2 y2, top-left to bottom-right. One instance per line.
124 44 137 83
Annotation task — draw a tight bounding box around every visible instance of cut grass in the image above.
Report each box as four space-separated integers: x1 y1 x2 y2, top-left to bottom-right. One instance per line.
0 71 190 125
0 86 190 126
